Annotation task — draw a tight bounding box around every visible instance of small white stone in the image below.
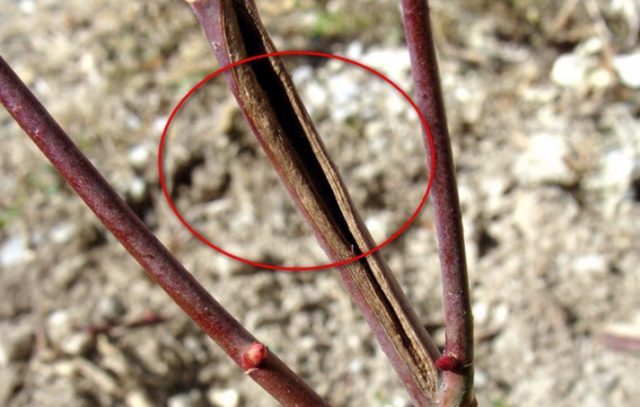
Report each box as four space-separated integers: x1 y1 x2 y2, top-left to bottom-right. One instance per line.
292 65 313 85
573 254 608 276
168 390 205 407
482 177 510 212
348 359 364 374
303 81 328 115
474 368 489 388
472 301 490 326
492 303 510 326
79 53 95 73
53 360 78 377
588 67 616 90
578 37 605 55
60 332 95 356
592 149 634 191
128 145 150 169
613 52 640 89
129 177 147 202
515 134 576 185
126 390 154 407
388 394 411 407
125 113 143 130
47 310 73 346
513 193 538 235
0 237 29 267
207 388 240 407
19 0 36 14
153 116 170 133
361 47 411 77
365 216 388 243
50 221 76 244
550 53 591 89
345 41 363 59
98 297 126 321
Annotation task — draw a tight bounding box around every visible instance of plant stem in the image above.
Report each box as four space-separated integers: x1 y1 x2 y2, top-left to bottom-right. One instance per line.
0 54 329 407
400 1 475 405
189 0 442 405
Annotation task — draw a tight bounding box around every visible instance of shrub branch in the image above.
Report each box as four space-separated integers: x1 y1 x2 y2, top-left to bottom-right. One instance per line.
188 0 443 405
400 0 475 405
0 54 329 407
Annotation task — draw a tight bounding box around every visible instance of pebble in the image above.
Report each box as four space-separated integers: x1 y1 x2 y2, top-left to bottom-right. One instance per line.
364 215 389 244
125 112 142 130
514 133 576 185
345 41 363 60
291 65 313 84
454 83 485 125
388 394 412 407
361 47 411 78
492 303 510 327
46 310 73 347
128 145 150 170
50 221 76 244
153 116 170 134
572 254 608 276
588 67 616 90
168 389 205 407
98 297 126 321
550 53 591 90
585 149 634 194
613 52 640 89
302 81 328 117
348 359 364 374
19 0 36 14
0 237 29 267
60 332 95 356
207 388 240 407
472 301 490 326
126 389 154 407
474 368 488 388
128 176 148 202
327 73 360 121
513 192 538 236
482 177 510 213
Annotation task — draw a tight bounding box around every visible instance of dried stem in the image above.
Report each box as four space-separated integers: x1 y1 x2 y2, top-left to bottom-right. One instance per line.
188 0 441 405
0 54 329 407
400 0 475 405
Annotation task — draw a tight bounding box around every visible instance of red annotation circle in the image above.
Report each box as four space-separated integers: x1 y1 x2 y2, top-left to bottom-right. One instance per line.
158 51 435 271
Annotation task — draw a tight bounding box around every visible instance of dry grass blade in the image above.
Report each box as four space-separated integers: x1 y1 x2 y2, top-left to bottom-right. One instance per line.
189 0 441 404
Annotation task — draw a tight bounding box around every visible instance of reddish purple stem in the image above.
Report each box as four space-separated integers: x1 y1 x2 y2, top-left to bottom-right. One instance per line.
0 54 329 407
400 0 475 405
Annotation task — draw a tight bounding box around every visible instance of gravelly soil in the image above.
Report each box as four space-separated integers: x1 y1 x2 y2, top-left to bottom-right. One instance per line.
1 1 639 406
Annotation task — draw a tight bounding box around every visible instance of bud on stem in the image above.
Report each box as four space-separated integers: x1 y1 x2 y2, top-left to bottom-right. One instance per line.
242 342 268 373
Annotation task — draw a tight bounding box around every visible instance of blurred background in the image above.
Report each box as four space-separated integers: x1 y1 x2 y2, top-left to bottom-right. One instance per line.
1 0 639 406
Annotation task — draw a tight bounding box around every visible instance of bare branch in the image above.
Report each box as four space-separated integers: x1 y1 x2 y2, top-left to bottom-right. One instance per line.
0 54 329 407
400 0 475 405
188 0 442 404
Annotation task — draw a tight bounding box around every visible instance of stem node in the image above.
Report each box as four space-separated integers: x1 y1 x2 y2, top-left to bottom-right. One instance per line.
243 342 268 373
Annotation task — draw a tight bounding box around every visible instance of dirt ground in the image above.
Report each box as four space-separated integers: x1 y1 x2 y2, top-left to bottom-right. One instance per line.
1 0 639 406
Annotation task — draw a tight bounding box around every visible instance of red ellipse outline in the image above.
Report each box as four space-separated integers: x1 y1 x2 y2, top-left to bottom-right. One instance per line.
158 51 435 271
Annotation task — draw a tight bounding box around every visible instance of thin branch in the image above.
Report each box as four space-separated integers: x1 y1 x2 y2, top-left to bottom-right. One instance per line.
188 0 442 405
0 54 329 407
191 0 439 406
400 1 475 405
